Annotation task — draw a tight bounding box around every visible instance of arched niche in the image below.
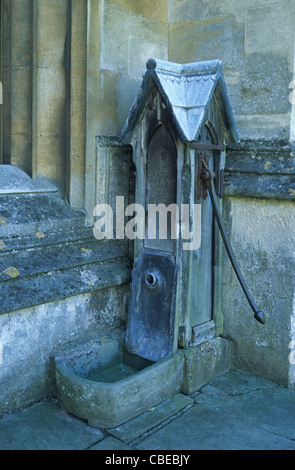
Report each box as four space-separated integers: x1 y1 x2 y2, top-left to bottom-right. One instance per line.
145 125 178 253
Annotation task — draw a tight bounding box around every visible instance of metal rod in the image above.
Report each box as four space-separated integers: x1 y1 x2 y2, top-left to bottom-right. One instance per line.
201 162 265 325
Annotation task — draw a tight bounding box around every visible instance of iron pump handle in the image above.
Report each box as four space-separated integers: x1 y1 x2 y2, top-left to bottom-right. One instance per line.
200 160 265 325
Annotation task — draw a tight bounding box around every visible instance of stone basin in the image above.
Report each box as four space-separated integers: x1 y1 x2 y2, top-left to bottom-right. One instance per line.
54 330 184 428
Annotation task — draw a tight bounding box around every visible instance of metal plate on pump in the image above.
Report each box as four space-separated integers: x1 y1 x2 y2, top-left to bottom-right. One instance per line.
126 250 178 362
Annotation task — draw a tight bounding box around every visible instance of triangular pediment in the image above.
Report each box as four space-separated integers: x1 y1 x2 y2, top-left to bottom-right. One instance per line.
121 58 239 145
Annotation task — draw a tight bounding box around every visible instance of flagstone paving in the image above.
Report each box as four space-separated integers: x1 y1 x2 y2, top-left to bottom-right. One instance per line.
1 370 295 451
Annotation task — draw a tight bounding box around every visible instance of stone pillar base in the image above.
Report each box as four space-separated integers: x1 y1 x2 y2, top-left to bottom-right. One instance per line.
182 337 229 395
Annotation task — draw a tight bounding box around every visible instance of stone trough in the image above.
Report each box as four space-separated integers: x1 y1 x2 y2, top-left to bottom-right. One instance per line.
54 330 184 429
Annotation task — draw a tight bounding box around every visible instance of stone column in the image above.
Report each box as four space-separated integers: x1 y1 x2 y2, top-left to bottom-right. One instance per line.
1 0 10 165
0 2 2 164
85 0 103 223
2 0 33 174
67 0 87 210
32 0 69 193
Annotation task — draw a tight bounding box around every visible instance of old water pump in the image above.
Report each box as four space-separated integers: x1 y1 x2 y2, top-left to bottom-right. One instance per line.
55 59 264 429
121 58 264 363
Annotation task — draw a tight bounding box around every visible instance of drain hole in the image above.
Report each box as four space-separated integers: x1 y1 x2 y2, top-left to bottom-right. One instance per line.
145 273 158 288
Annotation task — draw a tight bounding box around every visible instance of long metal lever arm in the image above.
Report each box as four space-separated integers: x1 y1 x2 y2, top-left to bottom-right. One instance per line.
202 165 265 325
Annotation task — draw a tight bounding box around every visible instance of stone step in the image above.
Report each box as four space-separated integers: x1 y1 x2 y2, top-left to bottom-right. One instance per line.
0 165 58 195
0 226 96 253
0 255 131 315
0 178 132 314
0 192 85 237
0 223 131 314
0 237 128 281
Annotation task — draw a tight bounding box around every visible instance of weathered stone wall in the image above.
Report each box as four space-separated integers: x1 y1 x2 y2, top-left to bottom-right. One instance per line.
222 195 295 387
223 144 295 386
1 0 169 214
169 0 295 142
0 286 129 416
85 0 169 221
99 0 168 133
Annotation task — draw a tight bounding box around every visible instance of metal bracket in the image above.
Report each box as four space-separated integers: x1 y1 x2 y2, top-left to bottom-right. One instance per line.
196 152 211 200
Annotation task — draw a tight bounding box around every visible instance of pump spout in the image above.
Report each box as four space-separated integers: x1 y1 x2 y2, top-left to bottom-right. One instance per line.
200 160 265 325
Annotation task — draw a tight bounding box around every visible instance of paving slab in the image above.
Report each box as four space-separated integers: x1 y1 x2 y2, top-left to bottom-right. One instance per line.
135 404 295 451
134 371 295 450
201 369 277 395
0 401 104 450
195 371 295 441
108 394 194 444
89 437 134 451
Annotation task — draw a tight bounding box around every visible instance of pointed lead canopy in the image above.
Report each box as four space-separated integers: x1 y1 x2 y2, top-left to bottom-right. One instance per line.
121 58 240 145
